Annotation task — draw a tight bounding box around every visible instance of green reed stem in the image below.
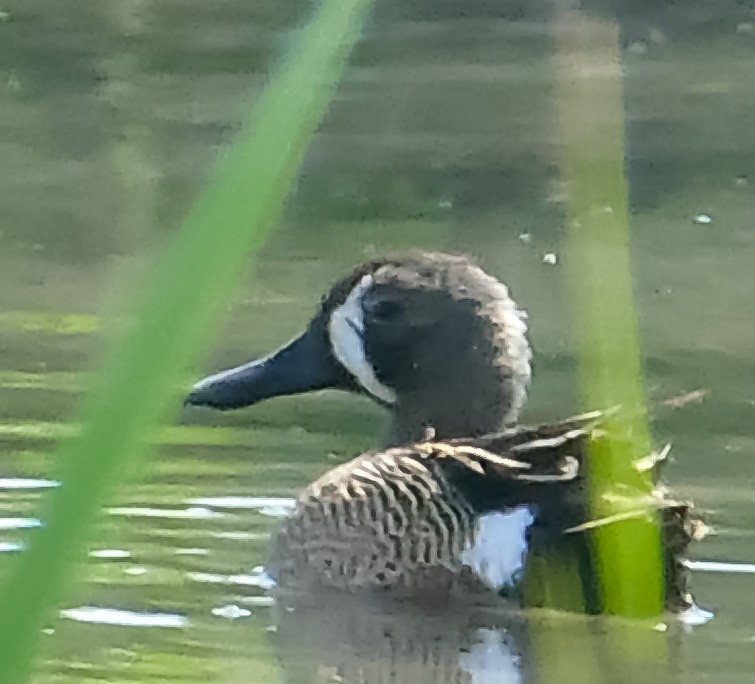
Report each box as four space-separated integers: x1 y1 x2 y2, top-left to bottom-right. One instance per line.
0 0 374 680
554 8 663 617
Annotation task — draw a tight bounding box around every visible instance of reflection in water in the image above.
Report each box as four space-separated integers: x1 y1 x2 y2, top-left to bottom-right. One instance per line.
459 629 523 684
268 590 684 684
677 603 715 627
272 592 529 684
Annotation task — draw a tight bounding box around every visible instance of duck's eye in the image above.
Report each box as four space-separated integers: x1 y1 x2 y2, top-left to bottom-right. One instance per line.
363 298 404 322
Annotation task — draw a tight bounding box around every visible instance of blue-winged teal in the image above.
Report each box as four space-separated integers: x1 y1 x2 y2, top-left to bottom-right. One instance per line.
187 252 703 611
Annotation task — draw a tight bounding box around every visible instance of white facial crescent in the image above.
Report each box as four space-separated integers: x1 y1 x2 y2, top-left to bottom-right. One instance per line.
328 274 397 405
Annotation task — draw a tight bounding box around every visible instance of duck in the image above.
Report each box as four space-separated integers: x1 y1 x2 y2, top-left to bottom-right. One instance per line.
186 251 703 612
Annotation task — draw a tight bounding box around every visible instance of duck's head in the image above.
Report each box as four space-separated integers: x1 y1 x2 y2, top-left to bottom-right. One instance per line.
186 252 531 443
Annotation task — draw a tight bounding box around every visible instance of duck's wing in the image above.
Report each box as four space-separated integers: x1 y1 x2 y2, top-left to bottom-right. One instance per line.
415 410 707 612
407 411 605 518
432 408 678 500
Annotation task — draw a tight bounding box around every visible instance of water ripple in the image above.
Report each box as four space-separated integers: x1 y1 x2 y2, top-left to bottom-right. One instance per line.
106 506 224 520
187 566 276 589
0 517 42 530
685 559 755 574
211 604 252 620
0 477 59 490
189 496 296 518
60 606 188 628
89 549 131 560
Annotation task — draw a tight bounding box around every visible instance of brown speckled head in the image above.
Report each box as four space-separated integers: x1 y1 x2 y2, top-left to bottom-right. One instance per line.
187 251 532 445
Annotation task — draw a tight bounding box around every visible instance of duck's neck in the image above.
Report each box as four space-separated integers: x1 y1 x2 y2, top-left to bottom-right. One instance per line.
382 322 531 446
387 384 518 445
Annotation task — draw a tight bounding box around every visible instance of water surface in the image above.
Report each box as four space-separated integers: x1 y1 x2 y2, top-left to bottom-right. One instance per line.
2 1 755 682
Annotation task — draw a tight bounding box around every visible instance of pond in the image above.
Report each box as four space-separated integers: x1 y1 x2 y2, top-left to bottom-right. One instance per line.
1 0 755 682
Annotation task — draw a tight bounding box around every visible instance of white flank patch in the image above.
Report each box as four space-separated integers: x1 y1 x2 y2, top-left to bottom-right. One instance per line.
460 507 535 590
328 274 397 405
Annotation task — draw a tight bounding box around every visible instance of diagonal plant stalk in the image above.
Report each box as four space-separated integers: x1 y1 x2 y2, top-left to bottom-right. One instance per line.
0 0 375 681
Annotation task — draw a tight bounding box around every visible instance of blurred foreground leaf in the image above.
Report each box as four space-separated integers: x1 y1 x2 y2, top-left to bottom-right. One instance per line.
555 5 663 618
0 0 374 680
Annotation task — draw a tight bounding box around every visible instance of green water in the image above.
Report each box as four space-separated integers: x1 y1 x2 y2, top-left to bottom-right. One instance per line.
2 1 755 682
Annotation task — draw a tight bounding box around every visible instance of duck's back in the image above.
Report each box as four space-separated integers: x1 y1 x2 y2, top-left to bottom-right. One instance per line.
266 414 702 612
267 416 613 597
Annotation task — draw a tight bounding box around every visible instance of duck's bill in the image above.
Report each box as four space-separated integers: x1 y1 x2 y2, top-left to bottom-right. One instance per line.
185 326 348 410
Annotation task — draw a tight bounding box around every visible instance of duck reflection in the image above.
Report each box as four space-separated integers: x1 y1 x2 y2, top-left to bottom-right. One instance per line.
268 590 683 684
271 591 530 684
